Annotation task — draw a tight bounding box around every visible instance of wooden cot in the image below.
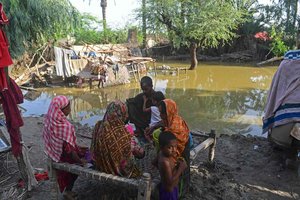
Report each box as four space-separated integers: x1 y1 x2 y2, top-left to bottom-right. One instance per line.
48 130 217 200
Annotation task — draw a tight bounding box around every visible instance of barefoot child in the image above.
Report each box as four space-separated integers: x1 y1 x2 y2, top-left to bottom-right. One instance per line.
158 131 187 200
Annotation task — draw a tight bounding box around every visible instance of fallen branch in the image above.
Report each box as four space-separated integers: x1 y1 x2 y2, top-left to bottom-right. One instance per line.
256 56 283 66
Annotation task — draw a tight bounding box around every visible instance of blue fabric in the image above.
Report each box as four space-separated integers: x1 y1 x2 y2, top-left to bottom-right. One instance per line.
88 51 96 58
189 133 194 149
262 103 300 133
284 50 300 60
159 184 178 200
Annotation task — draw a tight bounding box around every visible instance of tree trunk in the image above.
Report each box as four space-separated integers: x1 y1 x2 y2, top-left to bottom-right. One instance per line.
142 0 146 48
286 0 291 32
101 0 107 42
189 42 198 70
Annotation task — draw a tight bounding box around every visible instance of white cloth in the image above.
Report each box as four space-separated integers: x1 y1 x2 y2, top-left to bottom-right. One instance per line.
54 47 63 76
149 106 161 127
54 46 74 78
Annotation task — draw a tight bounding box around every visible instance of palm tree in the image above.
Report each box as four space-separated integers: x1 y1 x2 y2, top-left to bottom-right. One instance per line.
101 0 107 32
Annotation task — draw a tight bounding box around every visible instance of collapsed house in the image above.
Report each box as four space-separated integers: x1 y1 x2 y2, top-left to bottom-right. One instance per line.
51 43 156 88
13 43 156 88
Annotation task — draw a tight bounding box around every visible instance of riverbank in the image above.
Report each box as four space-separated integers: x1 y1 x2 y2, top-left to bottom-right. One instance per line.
1 117 299 200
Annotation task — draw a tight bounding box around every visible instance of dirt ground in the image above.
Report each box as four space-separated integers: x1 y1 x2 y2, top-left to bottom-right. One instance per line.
1 117 300 200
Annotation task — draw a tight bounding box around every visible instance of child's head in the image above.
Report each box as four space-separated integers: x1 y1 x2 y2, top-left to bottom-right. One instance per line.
152 91 165 106
140 76 153 97
159 131 177 157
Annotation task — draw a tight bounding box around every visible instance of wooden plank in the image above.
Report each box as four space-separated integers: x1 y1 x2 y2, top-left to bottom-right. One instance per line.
190 138 214 160
52 162 140 188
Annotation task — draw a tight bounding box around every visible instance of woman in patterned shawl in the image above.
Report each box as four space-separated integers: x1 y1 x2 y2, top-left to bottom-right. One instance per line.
91 100 143 177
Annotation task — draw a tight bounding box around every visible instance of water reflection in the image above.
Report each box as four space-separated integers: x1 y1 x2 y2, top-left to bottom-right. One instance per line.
21 63 277 136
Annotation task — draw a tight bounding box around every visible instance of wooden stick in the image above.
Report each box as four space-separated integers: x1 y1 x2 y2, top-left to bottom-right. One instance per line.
33 45 49 76
190 138 214 160
51 162 140 188
256 56 283 66
208 130 217 162
19 86 37 91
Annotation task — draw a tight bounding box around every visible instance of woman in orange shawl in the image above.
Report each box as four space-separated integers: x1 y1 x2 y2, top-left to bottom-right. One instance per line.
159 99 190 158
91 100 143 177
158 99 190 197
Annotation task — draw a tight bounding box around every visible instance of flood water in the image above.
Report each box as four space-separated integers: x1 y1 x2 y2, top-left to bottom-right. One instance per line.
21 61 277 136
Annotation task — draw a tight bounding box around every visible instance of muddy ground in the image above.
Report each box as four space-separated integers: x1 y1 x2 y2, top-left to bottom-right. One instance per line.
1 117 300 200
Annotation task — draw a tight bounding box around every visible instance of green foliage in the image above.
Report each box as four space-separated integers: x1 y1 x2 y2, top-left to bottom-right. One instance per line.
137 0 247 49
73 14 130 44
2 0 81 58
270 26 288 57
74 27 129 44
73 14 143 45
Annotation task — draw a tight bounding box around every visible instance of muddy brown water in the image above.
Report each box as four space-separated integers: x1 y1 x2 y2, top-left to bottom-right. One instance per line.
21 61 277 136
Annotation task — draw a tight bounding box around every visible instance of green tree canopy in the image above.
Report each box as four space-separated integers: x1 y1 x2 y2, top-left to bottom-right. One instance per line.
138 0 247 69
2 0 80 58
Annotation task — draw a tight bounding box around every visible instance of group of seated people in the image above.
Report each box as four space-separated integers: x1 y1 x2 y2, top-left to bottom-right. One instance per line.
43 76 190 200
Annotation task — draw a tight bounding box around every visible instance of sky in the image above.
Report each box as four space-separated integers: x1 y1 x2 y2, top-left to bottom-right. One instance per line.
69 0 140 29
69 0 271 29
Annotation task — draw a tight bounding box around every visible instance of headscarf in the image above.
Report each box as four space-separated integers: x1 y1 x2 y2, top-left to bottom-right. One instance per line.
91 100 134 176
163 99 190 158
43 96 76 162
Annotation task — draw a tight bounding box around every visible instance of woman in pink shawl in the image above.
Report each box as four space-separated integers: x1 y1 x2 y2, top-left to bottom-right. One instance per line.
43 96 87 200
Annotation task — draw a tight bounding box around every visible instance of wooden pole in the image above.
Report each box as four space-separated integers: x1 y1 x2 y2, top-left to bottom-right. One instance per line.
136 63 141 81
131 64 137 82
208 129 216 163
190 138 214 160
137 173 151 200
48 159 58 200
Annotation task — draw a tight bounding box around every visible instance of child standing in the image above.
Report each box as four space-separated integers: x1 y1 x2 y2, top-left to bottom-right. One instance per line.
143 91 165 141
158 131 187 200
